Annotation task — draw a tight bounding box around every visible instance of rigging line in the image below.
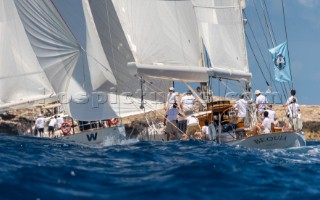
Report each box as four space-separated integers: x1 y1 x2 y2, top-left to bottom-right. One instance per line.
244 11 272 82
252 0 271 48
261 0 277 45
257 1 290 98
244 11 285 102
259 0 276 47
245 33 269 86
261 0 291 101
281 0 294 89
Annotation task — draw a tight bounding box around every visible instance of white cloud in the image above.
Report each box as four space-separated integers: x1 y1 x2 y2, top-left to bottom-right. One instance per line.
297 0 318 8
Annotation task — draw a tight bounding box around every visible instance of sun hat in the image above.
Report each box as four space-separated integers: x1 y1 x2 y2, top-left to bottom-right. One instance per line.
255 90 261 95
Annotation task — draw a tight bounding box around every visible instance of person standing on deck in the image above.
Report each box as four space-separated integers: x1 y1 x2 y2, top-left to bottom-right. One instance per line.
35 114 45 137
48 115 57 138
287 98 301 130
284 89 298 107
164 103 183 141
166 87 177 111
180 90 195 115
255 90 268 122
56 114 64 130
233 94 247 123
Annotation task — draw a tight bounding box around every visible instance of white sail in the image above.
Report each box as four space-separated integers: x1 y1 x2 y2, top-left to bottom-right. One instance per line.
89 0 171 117
112 0 208 82
0 0 53 110
14 0 119 120
192 0 251 82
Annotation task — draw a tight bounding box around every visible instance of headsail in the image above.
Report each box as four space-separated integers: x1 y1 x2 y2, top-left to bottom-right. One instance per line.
14 0 118 120
193 0 251 82
112 0 208 82
89 0 171 117
0 0 53 110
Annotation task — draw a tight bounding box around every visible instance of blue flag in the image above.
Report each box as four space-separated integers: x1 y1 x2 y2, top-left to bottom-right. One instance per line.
269 41 291 82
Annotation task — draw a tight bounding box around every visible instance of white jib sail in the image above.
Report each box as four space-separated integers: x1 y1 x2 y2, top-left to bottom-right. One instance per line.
15 0 119 120
89 0 171 117
193 0 251 82
0 0 53 110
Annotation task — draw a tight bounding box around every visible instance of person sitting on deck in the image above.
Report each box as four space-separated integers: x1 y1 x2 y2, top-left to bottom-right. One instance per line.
253 111 274 136
265 104 279 127
164 103 184 141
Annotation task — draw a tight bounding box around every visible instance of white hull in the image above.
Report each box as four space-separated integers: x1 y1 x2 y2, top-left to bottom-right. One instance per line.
61 126 126 144
226 132 306 149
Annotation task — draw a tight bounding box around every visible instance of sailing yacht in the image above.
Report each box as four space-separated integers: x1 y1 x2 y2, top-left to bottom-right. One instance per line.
9 0 170 144
111 0 306 149
2 0 306 148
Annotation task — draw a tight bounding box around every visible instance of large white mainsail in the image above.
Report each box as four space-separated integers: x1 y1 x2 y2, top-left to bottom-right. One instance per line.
111 0 208 82
14 0 118 120
192 0 251 82
0 0 53 110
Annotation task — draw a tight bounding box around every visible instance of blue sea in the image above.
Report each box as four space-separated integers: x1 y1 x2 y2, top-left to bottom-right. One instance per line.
0 135 320 200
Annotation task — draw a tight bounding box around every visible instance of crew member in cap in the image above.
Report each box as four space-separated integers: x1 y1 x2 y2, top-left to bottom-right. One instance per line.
180 90 195 115
166 87 178 111
255 89 267 122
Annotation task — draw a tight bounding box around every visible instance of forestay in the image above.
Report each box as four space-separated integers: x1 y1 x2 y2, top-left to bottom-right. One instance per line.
14 0 119 120
0 0 53 110
192 0 251 82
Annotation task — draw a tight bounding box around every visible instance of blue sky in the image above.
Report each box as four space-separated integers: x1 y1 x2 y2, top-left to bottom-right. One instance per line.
176 0 319 105
53 0 318 105
245 0 320 105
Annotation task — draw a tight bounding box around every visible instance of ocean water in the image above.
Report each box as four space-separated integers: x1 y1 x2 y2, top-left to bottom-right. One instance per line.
0 135 320 200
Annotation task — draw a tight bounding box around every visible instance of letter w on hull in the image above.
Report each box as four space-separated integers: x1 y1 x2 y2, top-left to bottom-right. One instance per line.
87 132 98 141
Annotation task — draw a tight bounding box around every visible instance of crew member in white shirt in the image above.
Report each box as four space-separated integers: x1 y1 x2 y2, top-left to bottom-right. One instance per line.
166 87 177 111
35 114 45 137
180 90 195 115
253 111 273 135
287 98 301 130
164 103 183 141
255 90 268 122
233 94 247 122
56 114 65 129
265 104 278 126
284 89 298 107
48 116 58 138
185 115 201 138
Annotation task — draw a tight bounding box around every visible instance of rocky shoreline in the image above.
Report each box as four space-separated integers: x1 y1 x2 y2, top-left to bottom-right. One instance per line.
1 104 320 141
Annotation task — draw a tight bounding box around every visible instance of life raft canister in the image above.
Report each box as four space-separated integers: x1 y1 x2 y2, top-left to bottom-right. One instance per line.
61 122 72 135
107 118 119 126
